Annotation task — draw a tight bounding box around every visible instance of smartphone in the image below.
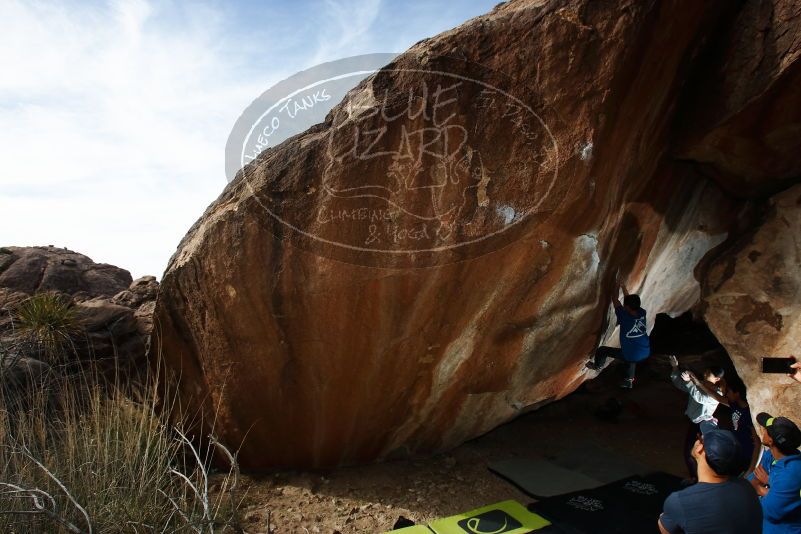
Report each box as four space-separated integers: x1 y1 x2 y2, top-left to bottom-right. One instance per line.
761 357 795 374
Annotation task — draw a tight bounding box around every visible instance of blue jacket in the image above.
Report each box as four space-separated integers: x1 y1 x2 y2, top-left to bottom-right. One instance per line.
748 449 801 533
615 306 650 361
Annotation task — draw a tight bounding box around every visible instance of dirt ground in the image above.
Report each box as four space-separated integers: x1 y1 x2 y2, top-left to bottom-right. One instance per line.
227 354 708 533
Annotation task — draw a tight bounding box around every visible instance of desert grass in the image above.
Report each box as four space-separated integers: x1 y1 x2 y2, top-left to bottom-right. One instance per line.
0 294 243 533
0 364 243 534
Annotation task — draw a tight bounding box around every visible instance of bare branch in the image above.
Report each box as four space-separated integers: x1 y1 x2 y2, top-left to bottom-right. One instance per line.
0 481 85 533
208 436 238 492
172 428 211 531
157 488 199 534
169 468 202 505
208 434 241 522
19 445 93 534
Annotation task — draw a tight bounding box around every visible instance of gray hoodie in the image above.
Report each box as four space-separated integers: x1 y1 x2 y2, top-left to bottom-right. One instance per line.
671 370 720 424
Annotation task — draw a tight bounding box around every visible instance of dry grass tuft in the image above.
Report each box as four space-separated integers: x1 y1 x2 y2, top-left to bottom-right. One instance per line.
0 297 243 533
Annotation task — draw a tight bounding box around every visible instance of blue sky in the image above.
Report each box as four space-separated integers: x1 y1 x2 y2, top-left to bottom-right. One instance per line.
0 0 499 278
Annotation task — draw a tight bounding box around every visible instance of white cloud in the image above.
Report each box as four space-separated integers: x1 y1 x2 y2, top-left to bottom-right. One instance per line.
0 0 497 279
0 0 273 278
310 0 382 63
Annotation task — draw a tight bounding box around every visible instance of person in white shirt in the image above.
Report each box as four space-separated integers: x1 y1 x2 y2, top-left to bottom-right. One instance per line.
669 355 725 481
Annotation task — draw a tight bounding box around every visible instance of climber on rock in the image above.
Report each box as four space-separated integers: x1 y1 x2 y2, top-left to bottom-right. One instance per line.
585 273 651 389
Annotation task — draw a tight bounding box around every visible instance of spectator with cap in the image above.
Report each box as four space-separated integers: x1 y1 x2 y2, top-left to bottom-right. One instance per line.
658 428 762 534
749 413 801 533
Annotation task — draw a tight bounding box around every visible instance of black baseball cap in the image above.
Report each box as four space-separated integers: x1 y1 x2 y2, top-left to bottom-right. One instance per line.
702 429 742 476
756 413 801 454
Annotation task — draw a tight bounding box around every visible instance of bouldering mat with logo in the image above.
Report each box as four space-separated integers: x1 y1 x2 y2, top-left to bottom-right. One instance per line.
384 525 434 533
428 500 551 534
526 472 682 534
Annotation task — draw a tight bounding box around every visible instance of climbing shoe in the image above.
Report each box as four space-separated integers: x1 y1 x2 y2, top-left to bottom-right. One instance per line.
620 378 634 389
585 361 601 371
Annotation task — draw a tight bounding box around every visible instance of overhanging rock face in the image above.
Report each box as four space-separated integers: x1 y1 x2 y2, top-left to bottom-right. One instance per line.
676 0 801 198
702 185 801 423
151 0 796 469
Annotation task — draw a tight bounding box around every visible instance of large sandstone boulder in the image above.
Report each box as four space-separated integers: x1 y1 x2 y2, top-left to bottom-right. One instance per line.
702 184 801 421
151 0 770 469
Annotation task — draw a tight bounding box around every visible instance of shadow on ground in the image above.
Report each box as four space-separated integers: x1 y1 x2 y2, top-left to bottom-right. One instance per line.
231 347 730 533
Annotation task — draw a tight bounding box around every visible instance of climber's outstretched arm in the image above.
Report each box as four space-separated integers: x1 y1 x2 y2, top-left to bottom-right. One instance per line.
612 272 627 308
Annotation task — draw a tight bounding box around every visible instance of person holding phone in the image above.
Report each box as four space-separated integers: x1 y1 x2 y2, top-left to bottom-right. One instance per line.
760 355 801 385
787 356 801 384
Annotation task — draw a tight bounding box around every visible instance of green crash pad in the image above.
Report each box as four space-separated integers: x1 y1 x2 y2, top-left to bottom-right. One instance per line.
428 500 551 534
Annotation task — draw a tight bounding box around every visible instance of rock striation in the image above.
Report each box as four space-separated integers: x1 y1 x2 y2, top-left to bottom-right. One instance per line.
152 0 800 469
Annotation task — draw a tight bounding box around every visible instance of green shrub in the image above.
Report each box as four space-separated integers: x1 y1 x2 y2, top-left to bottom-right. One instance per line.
12 293 82 362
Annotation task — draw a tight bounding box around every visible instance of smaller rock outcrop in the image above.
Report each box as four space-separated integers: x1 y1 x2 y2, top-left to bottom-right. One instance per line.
0 246 158 373
112 276 159 308
113 276 160 339
0 246 132 298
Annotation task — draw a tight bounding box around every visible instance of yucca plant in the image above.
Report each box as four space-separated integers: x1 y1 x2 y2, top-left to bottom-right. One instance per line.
11 292 83 362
